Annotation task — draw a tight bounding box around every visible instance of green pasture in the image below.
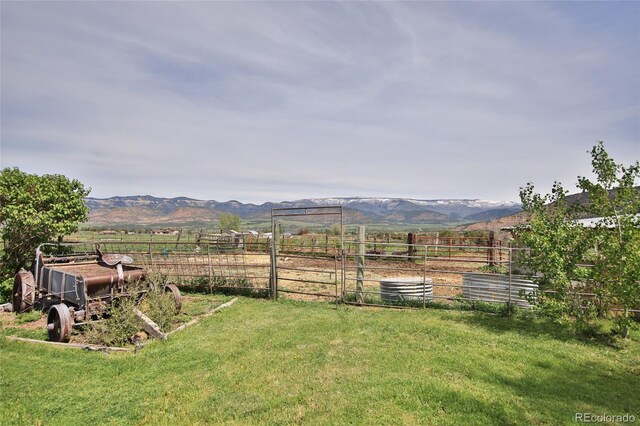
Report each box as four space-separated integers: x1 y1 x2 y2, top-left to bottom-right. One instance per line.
1 297 638 425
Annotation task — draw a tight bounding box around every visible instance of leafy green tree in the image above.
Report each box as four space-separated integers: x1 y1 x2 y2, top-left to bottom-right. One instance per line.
517 182 592 322
576 143 640 335
219 212 241 232
0 168 90 276
517 142 639 335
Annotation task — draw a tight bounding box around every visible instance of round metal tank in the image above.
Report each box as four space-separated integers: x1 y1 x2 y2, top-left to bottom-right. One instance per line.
379 277 433 302
462 273 537 307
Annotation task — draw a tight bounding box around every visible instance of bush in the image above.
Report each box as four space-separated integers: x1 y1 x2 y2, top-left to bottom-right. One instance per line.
85 297 140 347
0 277 12 304
85 291 178 346
479 264 507 274
139 290 178 331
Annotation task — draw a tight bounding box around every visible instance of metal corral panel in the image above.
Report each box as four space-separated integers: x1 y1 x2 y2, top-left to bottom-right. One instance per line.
380 277 433 302
462 273 537 307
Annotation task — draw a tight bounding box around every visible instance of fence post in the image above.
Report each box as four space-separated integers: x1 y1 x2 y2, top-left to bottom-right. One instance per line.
356 226 365 304
207 243 213 294
488 231 495 266
422 247 427 309
407 233 415 259
334 241 339 307
270 219 280 299
508 243 513 315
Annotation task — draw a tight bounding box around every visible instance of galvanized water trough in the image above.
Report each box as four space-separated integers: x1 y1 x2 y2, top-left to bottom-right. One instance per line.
462 273 537 307
379 277 433 302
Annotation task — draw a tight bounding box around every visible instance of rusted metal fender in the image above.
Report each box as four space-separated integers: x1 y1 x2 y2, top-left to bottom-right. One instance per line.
164 284 182 313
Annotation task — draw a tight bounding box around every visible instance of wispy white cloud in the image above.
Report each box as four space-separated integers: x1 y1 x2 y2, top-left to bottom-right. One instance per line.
1 2 638 202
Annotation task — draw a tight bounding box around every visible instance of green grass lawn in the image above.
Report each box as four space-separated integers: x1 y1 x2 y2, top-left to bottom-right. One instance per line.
1 297 639 425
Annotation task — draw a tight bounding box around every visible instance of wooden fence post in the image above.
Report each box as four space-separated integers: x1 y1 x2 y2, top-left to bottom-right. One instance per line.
207 243 213 293
407 233 416 259
488 231 495 266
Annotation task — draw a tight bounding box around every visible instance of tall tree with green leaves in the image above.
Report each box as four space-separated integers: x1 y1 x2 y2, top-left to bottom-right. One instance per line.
517 182 592 322
0 168 90 276
517 142 639 336
577 143 640 335
219 212 241 232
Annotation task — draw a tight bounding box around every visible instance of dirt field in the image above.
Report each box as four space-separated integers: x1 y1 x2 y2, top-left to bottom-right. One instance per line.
275 254 486 301
134 250 493 303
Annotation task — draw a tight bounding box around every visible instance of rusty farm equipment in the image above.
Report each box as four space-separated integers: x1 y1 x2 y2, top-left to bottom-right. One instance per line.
12 243 181 342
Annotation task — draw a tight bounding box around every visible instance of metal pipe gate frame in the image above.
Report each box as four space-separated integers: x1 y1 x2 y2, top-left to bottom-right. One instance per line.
270 206 344 306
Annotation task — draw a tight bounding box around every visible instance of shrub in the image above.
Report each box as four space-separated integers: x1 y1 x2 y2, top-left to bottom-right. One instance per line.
479 264 507 274
85 290 178 346
0 277 12 304
139 290 178 331
85 297 140 347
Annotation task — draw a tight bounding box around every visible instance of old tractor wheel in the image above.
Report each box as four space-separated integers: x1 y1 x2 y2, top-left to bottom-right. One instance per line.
47 304 72 342
164 284 182 313
12 270 35 313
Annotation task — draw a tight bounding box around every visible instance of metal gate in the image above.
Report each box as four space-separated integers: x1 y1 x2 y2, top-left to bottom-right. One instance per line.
270 206 344 304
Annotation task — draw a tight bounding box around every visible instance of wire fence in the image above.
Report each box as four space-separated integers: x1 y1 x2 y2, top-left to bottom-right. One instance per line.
21 233 638 315
43 240 271 297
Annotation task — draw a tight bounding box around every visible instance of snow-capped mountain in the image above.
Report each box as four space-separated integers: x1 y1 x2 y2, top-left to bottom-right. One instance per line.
306 197 519 217
85 196 521 225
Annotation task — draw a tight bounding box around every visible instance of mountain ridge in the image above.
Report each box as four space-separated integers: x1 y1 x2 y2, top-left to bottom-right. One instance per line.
85 195 521 226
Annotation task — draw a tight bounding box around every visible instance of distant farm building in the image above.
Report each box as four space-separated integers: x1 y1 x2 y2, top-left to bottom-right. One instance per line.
152 229 180 235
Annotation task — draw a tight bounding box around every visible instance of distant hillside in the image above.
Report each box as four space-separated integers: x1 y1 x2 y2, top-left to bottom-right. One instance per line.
454 211 530 236
454 186 640 235
464 207 523 222
85 196 521 226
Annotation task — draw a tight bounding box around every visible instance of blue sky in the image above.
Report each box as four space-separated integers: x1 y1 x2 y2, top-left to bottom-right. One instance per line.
1 1 638 203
